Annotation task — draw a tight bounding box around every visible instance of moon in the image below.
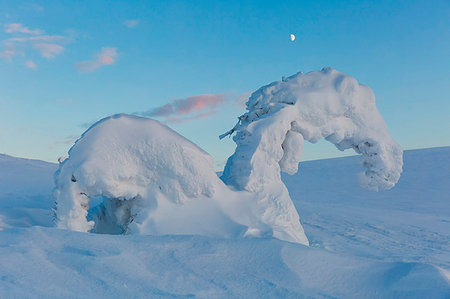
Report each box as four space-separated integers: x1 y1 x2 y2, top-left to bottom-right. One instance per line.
290 34 295 41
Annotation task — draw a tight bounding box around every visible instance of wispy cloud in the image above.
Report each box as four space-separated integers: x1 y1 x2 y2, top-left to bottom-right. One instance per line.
63 135 79 145
24 60 37 69
4 23 43 35
5 35 66 43
138 94 228 124
33 43 64 58
0 47 15 60
19 3 44 12
1 23 70 62
48 134 79 151
124 19 140 28
164 111 219 124
75 47 118 73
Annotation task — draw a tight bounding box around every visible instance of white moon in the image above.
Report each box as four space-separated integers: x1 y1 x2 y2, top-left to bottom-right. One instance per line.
290 34 295 41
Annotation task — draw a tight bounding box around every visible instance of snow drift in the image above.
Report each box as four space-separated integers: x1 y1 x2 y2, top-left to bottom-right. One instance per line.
54 68 402 245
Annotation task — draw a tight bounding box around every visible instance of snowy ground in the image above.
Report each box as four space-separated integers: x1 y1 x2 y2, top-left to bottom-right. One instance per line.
0 147 449 298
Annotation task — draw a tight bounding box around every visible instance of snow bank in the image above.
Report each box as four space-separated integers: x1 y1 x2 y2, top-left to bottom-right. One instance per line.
54 114 308 244
222 67 403 192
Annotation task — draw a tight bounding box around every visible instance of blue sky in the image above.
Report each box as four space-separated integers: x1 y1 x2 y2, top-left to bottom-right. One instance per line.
1 0 449 169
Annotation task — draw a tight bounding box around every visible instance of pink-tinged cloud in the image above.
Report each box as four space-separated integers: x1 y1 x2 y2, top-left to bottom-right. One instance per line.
124 19 140 28
164 111 218 124
4 23 43 35
141 94 228 123
75 47 118 73
25 60 37 69
33 43 64 58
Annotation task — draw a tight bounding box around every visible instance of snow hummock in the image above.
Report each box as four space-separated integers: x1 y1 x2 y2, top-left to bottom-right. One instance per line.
54 114 308 244
222 67 403 192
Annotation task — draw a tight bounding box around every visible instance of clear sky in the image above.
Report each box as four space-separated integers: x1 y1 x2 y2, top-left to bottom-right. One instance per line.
1 0 449 169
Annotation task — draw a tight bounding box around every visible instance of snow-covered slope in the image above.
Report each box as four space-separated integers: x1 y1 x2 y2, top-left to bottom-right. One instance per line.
284 146 450 271
0 147 449 297
0 154 57 229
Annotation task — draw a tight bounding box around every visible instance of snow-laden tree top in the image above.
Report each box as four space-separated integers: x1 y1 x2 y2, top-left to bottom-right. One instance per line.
54 68 402 245
55 114 308 243
221 67 403 192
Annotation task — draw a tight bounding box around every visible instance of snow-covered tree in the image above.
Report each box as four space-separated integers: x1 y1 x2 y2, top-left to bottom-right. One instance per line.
54 68 402 246
221 67 403 192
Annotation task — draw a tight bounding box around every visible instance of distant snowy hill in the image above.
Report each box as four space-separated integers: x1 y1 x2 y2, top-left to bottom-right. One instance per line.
0 147 449 298
0 154 57 229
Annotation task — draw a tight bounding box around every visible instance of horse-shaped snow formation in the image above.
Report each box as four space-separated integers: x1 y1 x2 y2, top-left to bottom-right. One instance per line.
54 68 403 245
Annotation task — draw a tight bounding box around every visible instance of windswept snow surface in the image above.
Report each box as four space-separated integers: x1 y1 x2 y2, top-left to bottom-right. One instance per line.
0 147 449 297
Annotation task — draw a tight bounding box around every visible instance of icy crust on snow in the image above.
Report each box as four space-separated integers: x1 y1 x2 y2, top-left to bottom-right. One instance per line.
222 67 403 192
54 114 308 244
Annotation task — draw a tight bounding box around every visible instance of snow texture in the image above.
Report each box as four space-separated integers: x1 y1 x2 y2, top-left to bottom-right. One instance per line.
222 67 403 192
0 147 449 298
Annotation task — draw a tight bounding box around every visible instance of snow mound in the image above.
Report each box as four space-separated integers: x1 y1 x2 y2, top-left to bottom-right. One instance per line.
222 67 403 192
54 114 308 244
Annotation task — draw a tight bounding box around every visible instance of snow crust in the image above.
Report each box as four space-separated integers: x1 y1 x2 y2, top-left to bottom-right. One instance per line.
222 67 403 192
